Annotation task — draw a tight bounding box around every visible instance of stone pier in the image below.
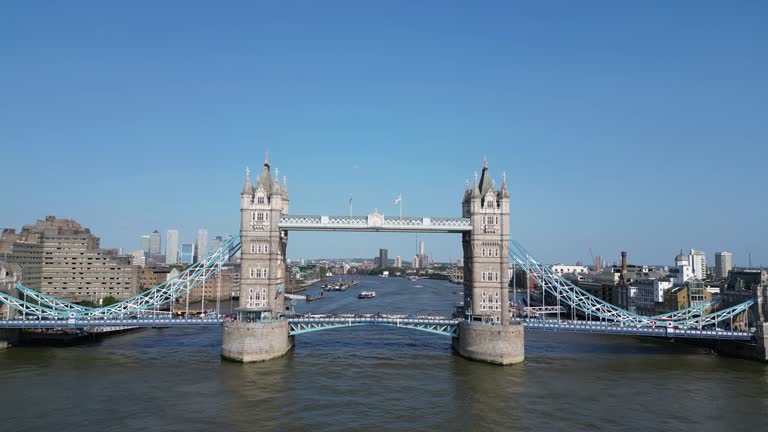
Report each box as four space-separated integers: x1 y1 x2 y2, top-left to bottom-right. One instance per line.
453 321 524 365
222 320 294 363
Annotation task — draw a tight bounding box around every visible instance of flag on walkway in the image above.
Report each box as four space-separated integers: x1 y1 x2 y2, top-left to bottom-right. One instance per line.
349 195 353 205
393 194 402 205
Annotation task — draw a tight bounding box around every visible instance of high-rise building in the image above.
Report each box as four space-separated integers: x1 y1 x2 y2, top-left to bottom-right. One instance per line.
689 249 706 280
379 248 388 267
209 235 223 254
394 256 402 267
412 255 420 269
196 228 208 261
166 230 179 265
140 235 151 256
149 230 162 256
416 240 428 268
180 243 195 264
4 216 138 302
130 250 146 268
715 251 733 280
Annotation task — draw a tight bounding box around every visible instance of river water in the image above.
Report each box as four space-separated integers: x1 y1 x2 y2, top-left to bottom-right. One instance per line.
1 276 767 431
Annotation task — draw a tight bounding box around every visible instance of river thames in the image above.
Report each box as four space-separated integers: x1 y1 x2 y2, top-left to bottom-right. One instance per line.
1 276 767 431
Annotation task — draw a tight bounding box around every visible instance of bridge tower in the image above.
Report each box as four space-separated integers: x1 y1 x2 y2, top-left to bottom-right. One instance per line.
452 160 524 364
222 154 294 362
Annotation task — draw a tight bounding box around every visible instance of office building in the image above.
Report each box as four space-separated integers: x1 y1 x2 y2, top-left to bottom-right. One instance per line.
130 250 146 268
209 236 223 255
394 256 402 267
166 230 179 265
140 235 151 256
180 243 195 264
690 249 706 280
149 230 162 256
196 228 208 261
715 251 733 280
379 248 388 267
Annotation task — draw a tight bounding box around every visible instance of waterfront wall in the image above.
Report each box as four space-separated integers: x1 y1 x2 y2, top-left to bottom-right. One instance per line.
222 320 294 362
452 321 524 365
689 323 768 362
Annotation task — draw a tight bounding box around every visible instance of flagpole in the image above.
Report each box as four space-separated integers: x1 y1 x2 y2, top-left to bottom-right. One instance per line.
400 193 403 219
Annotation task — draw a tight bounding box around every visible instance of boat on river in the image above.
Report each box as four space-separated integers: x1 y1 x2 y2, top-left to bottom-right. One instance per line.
358 291 376 299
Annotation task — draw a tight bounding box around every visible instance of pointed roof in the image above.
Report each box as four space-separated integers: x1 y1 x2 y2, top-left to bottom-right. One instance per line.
241 167 252 195
471 171 480 198
255 158 272 195
478 159 493 195
499 171 509 198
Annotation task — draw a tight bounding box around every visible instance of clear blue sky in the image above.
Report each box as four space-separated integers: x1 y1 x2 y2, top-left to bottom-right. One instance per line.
2 1 766 267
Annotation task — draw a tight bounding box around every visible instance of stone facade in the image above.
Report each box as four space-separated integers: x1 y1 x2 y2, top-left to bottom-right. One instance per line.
456 161 524 365
221 320 294 362
452 321 524 365
239 158 289 317
462 160 511 324
222 156 293 363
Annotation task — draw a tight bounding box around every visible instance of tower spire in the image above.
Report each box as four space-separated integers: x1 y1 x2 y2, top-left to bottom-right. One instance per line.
478 159 492 194
265 151 270 167
471 171 480 197
242 166 252 194
500 171 509 198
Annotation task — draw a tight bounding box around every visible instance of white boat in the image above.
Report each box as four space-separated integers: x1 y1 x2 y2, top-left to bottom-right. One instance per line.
358 291 376 299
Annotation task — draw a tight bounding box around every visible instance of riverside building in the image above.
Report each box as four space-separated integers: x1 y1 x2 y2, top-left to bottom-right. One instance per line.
1 216 138 303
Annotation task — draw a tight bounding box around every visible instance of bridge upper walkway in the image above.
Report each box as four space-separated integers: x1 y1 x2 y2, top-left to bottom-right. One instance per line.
278 215 471 233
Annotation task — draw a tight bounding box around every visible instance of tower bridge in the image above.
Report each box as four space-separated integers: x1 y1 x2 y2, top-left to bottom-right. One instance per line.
1 155 767 364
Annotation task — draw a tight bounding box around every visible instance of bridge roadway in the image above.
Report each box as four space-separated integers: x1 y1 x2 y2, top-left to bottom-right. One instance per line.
0 315 755 340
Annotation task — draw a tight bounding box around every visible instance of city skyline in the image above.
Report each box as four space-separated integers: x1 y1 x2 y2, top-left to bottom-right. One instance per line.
2 2 765 265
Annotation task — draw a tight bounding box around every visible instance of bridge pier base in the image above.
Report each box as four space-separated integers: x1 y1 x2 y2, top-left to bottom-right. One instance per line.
0 329 20 349
222 320 294 363
753 323 768 362
452 321 524 365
